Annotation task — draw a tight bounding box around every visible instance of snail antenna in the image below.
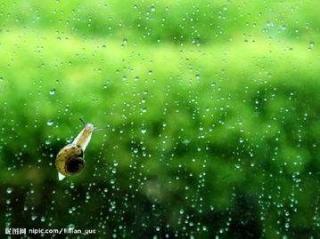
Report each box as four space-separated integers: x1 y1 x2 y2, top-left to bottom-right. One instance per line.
78 119 105 132
79 118 86 126
94 127 104 132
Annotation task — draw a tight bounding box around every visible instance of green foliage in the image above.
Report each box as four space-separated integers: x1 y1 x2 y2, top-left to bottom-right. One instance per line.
1 0 319 43
0 1 319 238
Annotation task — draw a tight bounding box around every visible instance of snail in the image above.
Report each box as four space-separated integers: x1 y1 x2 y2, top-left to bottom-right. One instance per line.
55 123 95 181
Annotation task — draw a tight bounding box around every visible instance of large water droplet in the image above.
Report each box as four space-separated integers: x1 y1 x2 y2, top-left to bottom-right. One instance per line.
47 120 54 126
49 89 56 96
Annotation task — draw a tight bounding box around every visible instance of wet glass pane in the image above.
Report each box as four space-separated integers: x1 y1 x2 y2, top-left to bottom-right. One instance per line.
0 0 319 238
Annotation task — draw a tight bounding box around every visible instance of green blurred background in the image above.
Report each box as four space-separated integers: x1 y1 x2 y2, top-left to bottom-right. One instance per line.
0 0 320 238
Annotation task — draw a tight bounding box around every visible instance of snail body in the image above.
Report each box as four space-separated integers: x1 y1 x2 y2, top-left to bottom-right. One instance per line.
55 123 95 180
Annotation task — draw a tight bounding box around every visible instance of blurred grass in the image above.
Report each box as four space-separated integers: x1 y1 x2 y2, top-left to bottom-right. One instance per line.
0 0 319 43
1 0 320 238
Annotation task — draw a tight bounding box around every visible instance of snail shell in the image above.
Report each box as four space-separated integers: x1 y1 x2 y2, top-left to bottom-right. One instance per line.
55 144 84 176
55 123 94 180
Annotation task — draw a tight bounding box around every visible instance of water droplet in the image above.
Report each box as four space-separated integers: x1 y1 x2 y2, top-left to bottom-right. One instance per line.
67 224 75 230
47 120 54 126
308 41 315 50
49 89 56 95
121 38 128 47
